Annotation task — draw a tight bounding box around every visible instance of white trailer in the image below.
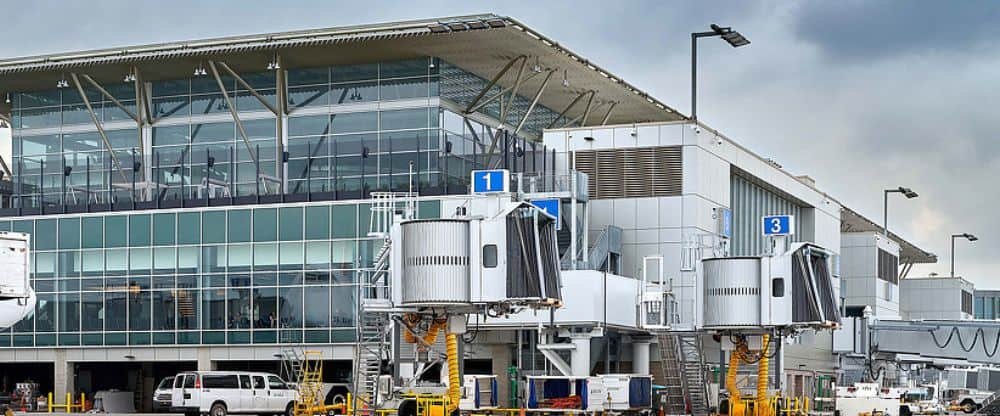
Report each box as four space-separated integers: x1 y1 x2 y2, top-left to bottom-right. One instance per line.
0 232 34 328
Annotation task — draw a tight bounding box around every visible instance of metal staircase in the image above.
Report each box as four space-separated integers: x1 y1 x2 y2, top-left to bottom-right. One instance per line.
653 333 687 415
353 191 417 414
281 349 324 416
656 333 710 415
977 393 1000 415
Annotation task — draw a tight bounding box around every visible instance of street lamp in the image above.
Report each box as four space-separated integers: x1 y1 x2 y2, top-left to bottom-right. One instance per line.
691 24 750 120
951 233 978 278
882 186 918 235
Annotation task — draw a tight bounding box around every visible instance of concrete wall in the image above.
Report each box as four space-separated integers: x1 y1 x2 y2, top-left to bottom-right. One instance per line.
543 121 843 330
544 121 843 374
900 277 975 320
841 232 901 318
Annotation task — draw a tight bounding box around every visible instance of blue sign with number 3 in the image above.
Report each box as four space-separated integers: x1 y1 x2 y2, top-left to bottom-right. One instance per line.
762 215 794 236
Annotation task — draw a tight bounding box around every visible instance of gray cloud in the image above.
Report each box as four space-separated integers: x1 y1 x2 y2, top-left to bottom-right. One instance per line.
2 1 999 288
790 0 1000 60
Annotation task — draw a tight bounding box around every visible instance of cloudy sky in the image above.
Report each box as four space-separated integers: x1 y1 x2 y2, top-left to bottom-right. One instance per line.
4 1 998 287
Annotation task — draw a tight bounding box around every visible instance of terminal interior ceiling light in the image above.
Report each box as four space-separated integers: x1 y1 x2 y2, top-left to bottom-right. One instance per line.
562 69 569 87
56 78 69 89
4 93 9 104
123 73 136 83
194 65 208 77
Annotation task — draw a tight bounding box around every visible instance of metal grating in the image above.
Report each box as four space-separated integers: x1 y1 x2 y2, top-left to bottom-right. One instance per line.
573 146 682 199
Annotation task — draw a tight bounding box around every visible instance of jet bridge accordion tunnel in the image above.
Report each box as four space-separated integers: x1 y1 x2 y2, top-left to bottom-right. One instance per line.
395 202 563 312
701 243 841 331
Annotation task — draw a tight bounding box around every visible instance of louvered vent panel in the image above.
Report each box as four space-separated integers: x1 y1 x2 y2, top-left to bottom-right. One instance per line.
573 146 682 199
596 150 624 198
574 151 598 198
653 146 683 196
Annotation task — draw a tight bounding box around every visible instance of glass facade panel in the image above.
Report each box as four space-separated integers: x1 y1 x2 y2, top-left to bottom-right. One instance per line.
2 57 567 349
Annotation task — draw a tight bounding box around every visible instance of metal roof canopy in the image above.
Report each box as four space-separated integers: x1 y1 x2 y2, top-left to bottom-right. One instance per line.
0 14 684 127
841 207 937 265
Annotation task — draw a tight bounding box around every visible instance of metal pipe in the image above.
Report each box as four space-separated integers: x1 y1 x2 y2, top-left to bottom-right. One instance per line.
513 69 555 136
691 33 697 120
80 74 139 122
600 102 617 125
466 70 544 116
70 73 130 186
217 61 282 116
207 60 268 193
464 55 527 114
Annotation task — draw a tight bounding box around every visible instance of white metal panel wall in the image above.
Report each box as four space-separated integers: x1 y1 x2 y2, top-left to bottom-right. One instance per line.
730 174 803 256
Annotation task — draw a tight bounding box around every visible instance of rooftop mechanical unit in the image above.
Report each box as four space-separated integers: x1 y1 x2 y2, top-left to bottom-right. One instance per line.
700 242 841 330
392 201 562 313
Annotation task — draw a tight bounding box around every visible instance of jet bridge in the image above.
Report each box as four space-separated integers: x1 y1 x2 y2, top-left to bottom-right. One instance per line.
843 317 1000 364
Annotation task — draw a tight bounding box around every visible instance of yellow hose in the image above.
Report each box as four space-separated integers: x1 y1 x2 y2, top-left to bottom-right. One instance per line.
727 347 743 416
756 334 771 416
446 332 461 413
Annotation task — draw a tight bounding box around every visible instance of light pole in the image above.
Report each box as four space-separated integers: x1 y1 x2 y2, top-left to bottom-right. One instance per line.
691 24 750 120
951 233 978 278
882 186 918 236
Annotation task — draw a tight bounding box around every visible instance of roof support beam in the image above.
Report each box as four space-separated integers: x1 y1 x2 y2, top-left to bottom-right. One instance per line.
463 55 527 114
69 73 130 186
465 69 544 117
134 67 154 124
463 118 486 153
80 74 139 123
207 60 269 193
274 54 287 195
899 261 914 280
513 69 556 137
132 67 148 183
498 57 528 125
216 61 282 116
546 90 596 129
600 102 617 125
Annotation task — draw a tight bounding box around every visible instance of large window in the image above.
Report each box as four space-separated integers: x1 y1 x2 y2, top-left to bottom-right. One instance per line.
10 58 560 210
0 200 441 348
877 249 899 285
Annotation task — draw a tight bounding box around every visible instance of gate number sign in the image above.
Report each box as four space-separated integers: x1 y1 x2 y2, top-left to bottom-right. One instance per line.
471 170 509 193
762 215 794 236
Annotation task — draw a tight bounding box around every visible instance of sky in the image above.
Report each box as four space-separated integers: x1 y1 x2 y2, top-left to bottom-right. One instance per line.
3 0 999 288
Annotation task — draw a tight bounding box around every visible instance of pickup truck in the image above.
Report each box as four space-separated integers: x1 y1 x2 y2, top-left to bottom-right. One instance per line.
943 388 994 414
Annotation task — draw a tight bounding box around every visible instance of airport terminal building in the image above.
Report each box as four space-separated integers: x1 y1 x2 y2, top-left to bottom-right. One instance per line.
0 14 935 411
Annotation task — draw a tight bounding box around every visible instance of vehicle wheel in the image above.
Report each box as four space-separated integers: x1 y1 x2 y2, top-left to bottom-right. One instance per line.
962 400 977 414
285 402 295 416
210 402 228 416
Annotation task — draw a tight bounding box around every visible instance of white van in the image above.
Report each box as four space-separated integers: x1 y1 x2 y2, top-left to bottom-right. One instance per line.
171 371 298 416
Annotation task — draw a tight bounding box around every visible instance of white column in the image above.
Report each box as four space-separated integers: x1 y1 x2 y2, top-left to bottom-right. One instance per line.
197 348 215 371
632 340 651 375
54 350 72 399
569 334 592 377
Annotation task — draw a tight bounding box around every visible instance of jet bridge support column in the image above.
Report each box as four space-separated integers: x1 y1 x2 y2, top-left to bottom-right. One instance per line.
632 336 653 375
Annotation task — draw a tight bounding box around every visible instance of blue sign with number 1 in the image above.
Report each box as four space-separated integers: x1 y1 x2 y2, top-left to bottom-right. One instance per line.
471 170 508 193
762 215 794 236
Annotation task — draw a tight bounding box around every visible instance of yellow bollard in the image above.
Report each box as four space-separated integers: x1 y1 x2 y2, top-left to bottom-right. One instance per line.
47 392 53 413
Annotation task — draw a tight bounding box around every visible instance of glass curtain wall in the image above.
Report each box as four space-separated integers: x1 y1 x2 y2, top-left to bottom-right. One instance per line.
8 58 561 212
0 200 440 347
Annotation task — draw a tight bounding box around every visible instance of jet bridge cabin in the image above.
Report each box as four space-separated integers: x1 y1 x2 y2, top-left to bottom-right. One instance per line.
392 200 563 314
698 242 841 331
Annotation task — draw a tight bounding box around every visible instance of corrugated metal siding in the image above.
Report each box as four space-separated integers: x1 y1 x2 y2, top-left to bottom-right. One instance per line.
573 146 682 199
731 173 803 256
